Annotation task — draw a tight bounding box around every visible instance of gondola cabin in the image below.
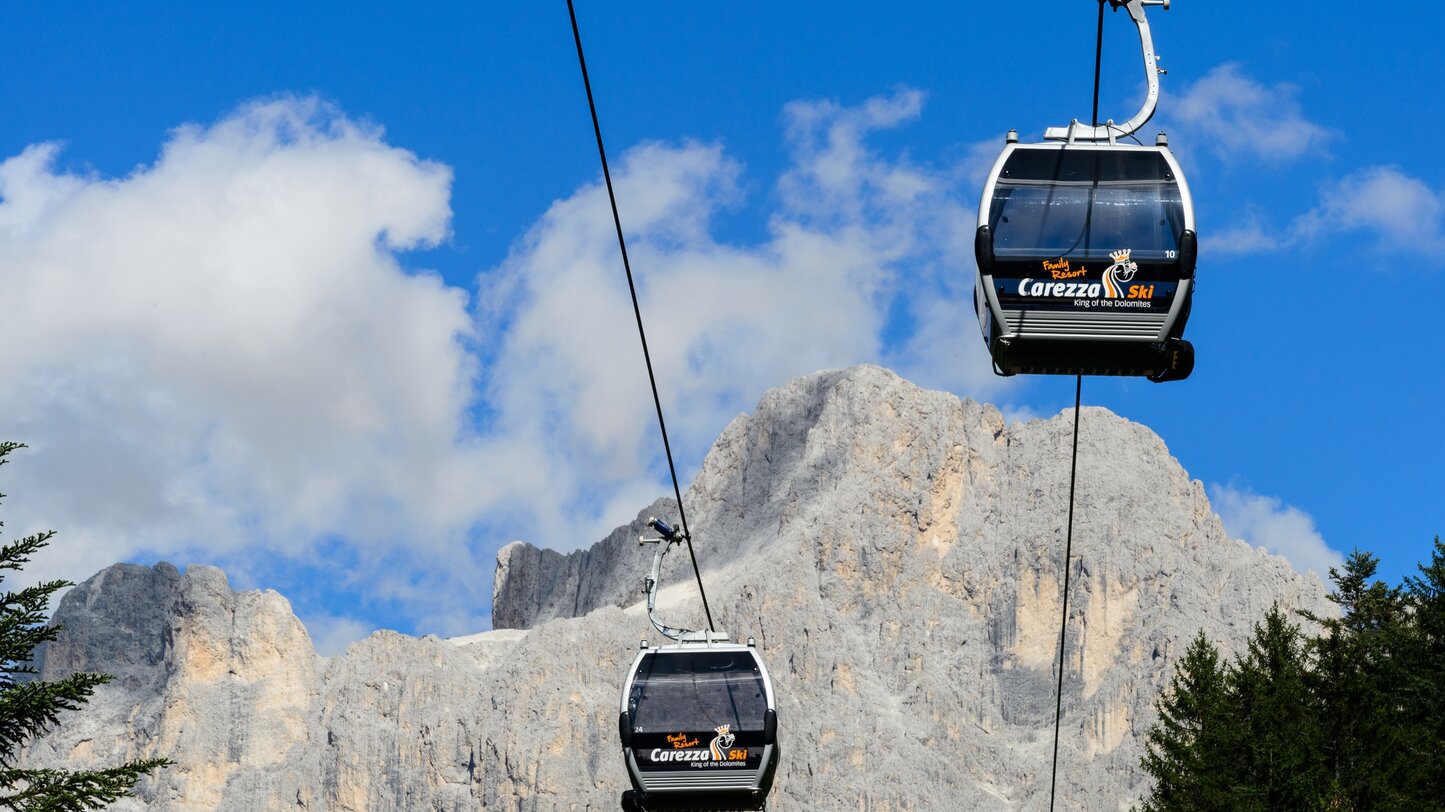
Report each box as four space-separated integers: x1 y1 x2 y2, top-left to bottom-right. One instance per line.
974 135 1196 381
619 639 779 811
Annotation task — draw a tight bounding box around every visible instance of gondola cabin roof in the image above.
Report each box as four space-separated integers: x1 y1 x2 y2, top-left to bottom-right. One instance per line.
995 143 1178 184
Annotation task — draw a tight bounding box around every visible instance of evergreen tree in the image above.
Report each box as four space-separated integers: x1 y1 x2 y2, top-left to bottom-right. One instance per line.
0 442 168 810
1400 536 1445 804
1141 541 1444 811
1302 551 1414 810
1139 608 1321 811
1139 632 1228 811
1224 605 1321 810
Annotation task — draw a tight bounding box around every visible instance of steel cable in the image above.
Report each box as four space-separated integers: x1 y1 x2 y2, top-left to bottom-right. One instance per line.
1048 374 1084 810
1049 4 1107 808
565 0 716 633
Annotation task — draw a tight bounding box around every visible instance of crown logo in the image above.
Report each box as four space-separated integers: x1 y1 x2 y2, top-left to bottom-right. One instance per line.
712 724 736 751
1109 248 1132 263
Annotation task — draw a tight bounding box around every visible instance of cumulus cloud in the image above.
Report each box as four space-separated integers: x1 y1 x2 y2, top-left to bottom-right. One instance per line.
1165 63 1445 260
0 97 476 594
1170 63 1333 164
0 89 1008 642
301 611 374 658
1209 483 1344 579
1200 214 1283 256
479 88 1004 549
1289 166 1445 254
960 136 1008 190
1207 166 1445 259
1002 405 1045 426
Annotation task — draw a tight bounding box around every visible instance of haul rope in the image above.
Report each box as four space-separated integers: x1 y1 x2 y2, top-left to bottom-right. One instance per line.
565 0 716 632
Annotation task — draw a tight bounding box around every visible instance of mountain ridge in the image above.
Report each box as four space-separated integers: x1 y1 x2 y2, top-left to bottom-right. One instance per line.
24 364 1329 810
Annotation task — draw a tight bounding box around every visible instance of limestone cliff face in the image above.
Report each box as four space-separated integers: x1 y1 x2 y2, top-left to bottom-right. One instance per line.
29 563 322 810
26 365 1330 810
490 506 671 631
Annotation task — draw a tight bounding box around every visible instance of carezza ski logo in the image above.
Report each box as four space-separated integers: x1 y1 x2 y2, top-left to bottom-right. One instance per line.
648 725 748 766
1016 250 1155 300
708 725 736 760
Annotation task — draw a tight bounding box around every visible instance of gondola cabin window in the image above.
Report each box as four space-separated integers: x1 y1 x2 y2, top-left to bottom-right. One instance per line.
989 149 1184 262
628 651 767 733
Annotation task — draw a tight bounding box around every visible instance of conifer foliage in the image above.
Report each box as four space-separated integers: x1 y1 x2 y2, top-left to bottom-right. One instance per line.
1140 540 1445 811
0 442 168 811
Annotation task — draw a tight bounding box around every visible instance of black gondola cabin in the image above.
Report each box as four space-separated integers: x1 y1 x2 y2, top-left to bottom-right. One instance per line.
974 138 1196 381
619 640 779 811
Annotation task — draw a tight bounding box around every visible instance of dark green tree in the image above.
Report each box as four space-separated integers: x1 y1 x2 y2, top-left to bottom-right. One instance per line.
1141 541 1444 812
1399 537 1445 805
1302 550 1414 810
1225 605 1322 810
0 442 168 810
1139 631 1229 811
1140 607 1322 811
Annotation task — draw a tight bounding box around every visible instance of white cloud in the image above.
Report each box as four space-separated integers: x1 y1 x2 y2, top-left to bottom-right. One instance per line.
1289 166 1445 254
1 89 1014 643
1002 405 1045 426
1167 63 1445 260
479 88 1010 549
301 611 373 658
1200 214 1284 256
960 136 1007 190
1209 483 1345 579
1169 63 1333 164
1207 166 1445 259
0 97 473 583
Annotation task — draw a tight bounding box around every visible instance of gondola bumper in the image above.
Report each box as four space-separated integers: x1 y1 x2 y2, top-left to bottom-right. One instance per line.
990 336 1193 382
621 788 767 812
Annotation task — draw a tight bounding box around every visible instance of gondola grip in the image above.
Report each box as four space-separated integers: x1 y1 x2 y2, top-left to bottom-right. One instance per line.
647 517 677 540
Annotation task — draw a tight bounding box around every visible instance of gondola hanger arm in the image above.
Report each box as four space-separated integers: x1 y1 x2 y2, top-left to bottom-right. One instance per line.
1043 0 1171 143
638 517 726 644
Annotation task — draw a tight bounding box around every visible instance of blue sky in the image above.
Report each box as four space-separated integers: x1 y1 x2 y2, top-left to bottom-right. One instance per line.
0 2 1439 653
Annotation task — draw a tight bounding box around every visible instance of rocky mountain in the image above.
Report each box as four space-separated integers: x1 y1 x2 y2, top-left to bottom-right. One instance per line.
23 365 1331 810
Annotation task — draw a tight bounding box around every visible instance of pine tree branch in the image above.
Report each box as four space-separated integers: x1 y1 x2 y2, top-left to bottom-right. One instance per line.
0 760 172 811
